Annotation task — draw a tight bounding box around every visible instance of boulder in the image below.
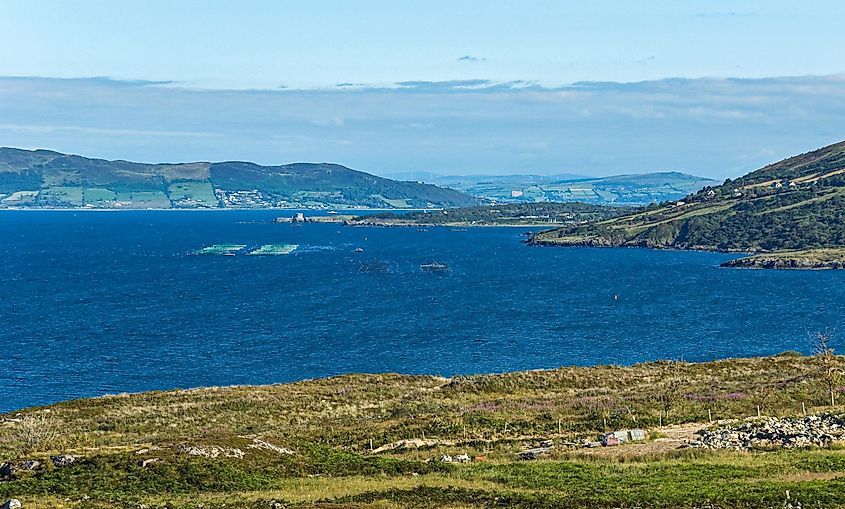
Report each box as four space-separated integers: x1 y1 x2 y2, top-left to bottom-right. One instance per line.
0 463 12 477
19 461 39 471
1 499 21 509
137 458 160 468
50 455 77 468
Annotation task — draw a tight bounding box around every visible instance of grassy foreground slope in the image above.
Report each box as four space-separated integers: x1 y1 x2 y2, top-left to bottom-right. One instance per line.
530 140 845 260
3 355 845 508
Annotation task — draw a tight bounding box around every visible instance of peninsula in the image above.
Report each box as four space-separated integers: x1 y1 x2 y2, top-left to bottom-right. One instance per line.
529 140 845 268
346 202 628 227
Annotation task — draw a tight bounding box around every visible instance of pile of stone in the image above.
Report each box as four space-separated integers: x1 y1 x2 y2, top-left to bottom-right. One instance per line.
688 414 845 450
177 444 245 459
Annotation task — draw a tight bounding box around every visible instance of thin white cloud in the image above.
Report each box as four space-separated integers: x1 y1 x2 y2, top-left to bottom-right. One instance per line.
0 74 843 179
0 123 222 138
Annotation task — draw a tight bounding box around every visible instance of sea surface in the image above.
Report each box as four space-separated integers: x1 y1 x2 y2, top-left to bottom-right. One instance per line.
2 210 844 412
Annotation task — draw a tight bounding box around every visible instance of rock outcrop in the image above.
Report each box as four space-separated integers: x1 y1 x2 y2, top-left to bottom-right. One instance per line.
688 414 845 450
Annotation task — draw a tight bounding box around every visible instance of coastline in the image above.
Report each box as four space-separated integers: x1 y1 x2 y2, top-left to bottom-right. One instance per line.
0 206 441 212
0 353 821 415
526 234 845 270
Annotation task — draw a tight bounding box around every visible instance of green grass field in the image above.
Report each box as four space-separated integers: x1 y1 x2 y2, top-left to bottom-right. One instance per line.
127 191 172 208
168 181 218 207
37 187 84 206
2 355 845 508
83 188 118 204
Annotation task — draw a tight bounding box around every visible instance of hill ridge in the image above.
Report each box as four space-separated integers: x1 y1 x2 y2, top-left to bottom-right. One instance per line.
529 139 845 256
0 147 478 209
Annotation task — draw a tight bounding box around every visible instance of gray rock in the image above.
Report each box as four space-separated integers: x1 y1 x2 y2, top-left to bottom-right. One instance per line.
50 455 77 468
136 458 160 468
19 461 39 471
1 499 21 509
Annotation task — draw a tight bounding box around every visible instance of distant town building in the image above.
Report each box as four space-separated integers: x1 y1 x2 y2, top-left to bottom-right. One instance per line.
511 190 524 198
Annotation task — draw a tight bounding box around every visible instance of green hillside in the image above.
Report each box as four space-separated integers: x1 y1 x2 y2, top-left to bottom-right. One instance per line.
3 355 845 508
530 140 845 256
0 148 478 209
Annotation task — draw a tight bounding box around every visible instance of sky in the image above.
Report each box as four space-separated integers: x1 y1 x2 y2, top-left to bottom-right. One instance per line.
0 1 844 178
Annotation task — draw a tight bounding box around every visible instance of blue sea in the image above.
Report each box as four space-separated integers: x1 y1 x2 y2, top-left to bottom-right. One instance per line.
2 210 844 412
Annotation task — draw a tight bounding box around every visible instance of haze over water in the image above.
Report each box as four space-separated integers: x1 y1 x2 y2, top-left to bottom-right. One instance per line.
2 210 844 412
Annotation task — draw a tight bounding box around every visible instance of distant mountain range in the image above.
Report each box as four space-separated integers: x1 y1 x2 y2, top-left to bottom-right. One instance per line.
384 171 717 205
530 139 845 265
0 148 478 209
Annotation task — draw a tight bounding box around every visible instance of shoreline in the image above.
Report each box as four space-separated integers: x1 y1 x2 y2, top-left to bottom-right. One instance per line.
0 206 441 213
1 352 817 415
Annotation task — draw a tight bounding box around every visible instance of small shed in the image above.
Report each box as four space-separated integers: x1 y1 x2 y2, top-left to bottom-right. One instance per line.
628 429 647 441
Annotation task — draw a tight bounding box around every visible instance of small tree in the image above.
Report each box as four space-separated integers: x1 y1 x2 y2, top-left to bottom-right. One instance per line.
811 329 842 407
751 383 774 417
14 413 58 454
658 377 682 426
